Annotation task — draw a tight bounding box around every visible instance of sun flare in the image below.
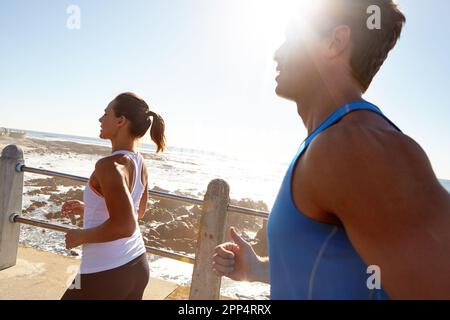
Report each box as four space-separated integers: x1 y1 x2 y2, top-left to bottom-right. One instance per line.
243 0 320 55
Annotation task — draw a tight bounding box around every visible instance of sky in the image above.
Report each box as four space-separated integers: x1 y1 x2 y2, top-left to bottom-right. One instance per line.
1 0 449 179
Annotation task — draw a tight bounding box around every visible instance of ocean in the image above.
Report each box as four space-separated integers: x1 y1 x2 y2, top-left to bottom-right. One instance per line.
14 129 285 300
3 129 450 300
24 130 289 208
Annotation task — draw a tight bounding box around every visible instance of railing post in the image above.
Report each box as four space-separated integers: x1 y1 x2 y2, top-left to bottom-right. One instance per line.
189 179 230 300
0 145 24 271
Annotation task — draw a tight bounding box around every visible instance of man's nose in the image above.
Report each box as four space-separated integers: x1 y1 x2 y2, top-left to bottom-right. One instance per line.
273 48 280 63
273 44 284 63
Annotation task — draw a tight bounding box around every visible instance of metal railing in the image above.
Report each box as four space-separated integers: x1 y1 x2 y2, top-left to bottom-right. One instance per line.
13 165 268 266
1 146 269 299
9 214 195 264
17 164 269 218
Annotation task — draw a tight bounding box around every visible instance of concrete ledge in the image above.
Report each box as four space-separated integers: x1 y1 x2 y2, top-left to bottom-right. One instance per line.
0 246 180 300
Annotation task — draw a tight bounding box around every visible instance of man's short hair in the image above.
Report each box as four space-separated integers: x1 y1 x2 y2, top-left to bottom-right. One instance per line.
321 0 406 92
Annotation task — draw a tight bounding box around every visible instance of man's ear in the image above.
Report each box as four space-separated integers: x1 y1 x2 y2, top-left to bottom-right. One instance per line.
325 25 352 59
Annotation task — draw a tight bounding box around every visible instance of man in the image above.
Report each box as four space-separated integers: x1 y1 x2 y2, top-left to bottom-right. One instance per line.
213 0 450 299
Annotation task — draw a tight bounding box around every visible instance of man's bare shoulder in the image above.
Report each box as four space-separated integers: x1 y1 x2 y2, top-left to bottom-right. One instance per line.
299 113 450 299
305 116 431 178
301 115 445 214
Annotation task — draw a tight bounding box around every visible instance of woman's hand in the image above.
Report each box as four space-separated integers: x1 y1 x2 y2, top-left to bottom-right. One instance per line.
65 229 85 249
62 200 84 216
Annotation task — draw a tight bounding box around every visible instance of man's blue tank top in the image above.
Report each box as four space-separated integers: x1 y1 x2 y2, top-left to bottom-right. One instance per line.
267 100 401 300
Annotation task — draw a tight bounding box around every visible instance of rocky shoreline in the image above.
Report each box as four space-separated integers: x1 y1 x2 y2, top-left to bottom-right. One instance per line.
22 175 268 257
1 135 269 258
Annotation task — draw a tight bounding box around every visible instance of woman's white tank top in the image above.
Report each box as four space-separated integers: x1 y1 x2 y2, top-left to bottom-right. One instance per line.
80 150 147 274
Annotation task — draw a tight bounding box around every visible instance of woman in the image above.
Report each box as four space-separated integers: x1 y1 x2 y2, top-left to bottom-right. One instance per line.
61 92 165 300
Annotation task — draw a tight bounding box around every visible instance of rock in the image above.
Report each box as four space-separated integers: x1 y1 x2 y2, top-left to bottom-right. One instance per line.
25 177 57 188
156 198 183 210
143 235 165 248
190 205 203 216
188 206 202 227
225 198 268 233
151 186 169 193
230 198 269 212
45 211 56 220
66 188 84 200
48 188 83 206
252 242 267 257
226 214 260 234
26 176 83 188
173 206 190 218
155 224 171 239
70 250 79 257
174 189 197 198
154 220 197 241
24 200 47 214
26 189 42 196
69 215 79 226
146 228 160 239
146 208 174 223
164 238 196 254
41 185 58 193
170 221 197 239
240 231 252 243
253 220 268 257
59 217 72 225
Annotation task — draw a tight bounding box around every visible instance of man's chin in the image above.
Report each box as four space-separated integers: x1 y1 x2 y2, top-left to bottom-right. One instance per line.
275 85 296 102
275 83 283 96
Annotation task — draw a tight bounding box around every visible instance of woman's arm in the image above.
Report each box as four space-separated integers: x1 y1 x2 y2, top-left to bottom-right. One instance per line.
138 164 148 220
138 184 148 220
65 158 136 249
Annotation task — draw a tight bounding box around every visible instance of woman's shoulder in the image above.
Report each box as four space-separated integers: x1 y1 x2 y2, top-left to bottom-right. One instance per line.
94 154 133 175
97 153 134 165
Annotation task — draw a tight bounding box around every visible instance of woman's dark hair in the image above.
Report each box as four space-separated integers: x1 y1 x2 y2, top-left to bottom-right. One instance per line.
113 92 166 153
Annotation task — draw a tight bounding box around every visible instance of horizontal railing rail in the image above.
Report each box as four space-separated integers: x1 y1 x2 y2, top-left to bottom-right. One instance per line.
18 164 269 218
10 214 195 264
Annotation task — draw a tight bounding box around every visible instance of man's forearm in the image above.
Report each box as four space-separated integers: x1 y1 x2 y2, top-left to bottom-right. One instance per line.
252 256 270 284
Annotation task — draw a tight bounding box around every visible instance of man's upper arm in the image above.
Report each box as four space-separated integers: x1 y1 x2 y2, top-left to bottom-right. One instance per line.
310 130 450 299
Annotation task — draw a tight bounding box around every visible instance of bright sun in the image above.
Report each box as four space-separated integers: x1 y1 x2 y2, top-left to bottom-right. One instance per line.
242 0 319 56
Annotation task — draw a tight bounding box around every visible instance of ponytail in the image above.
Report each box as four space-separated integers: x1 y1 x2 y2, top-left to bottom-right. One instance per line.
113 92 166 153
148 111 166 153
